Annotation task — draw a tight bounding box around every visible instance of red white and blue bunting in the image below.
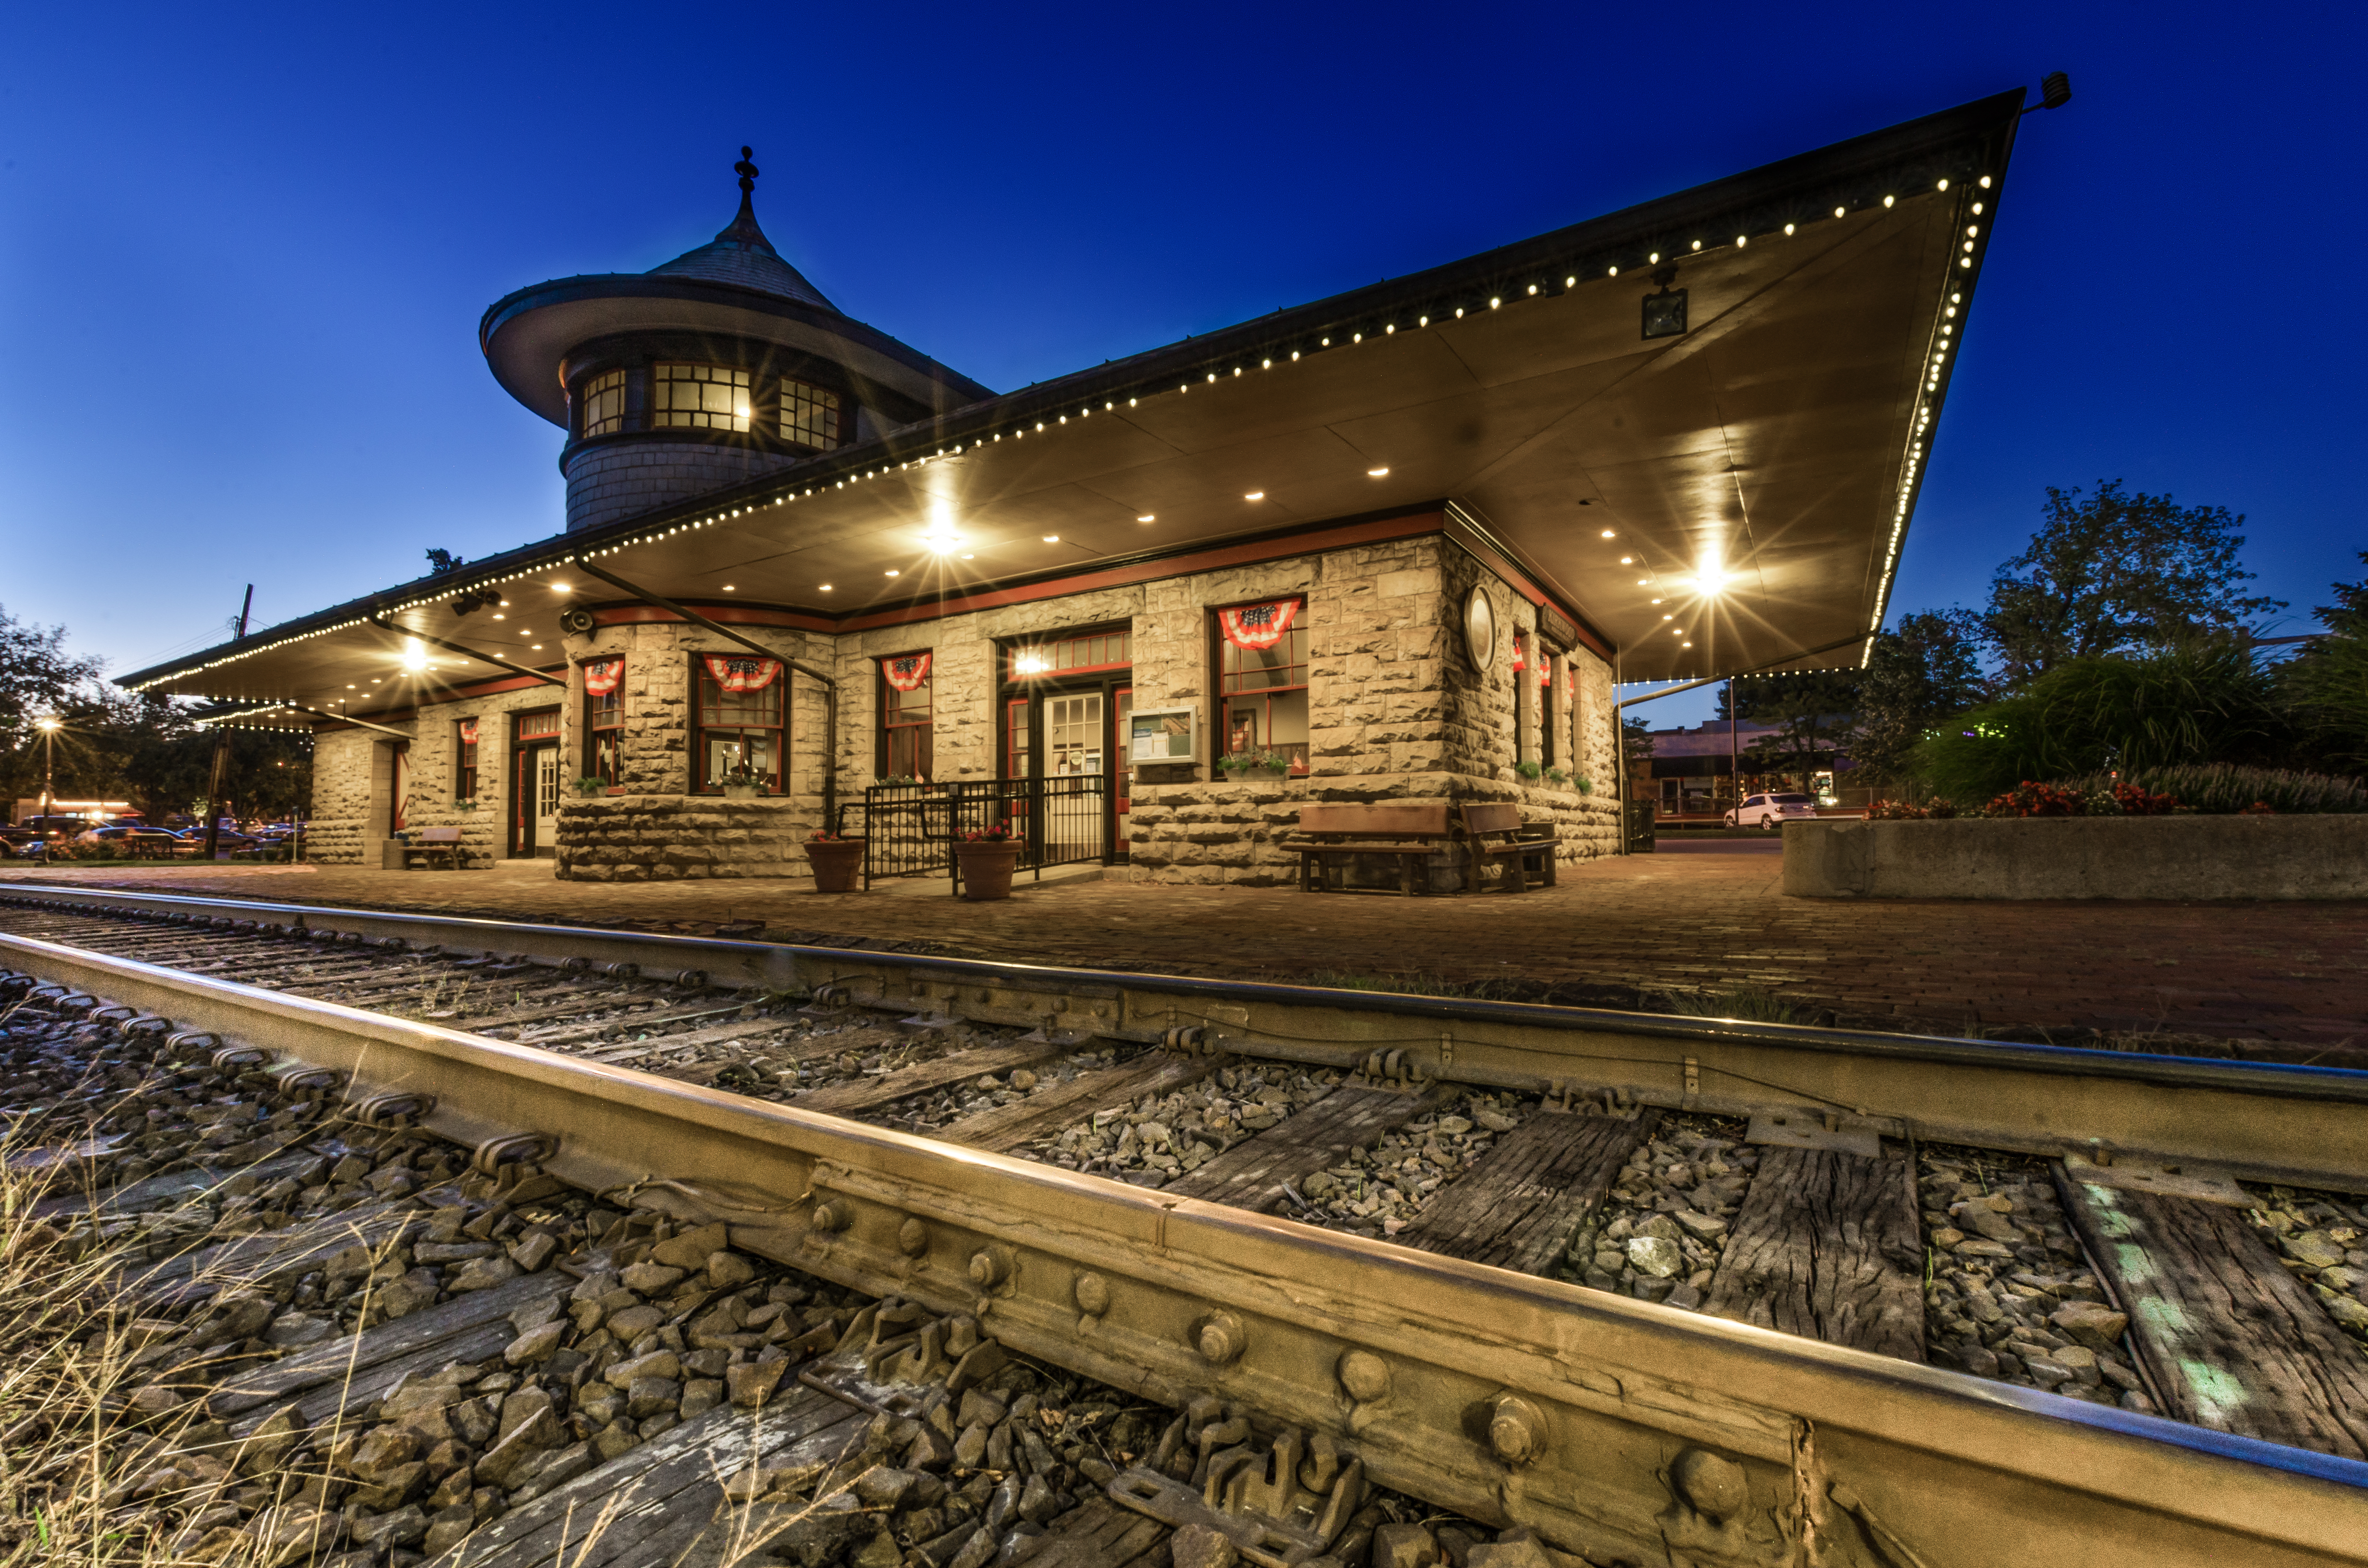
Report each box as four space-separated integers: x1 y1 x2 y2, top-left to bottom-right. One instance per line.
582 658 625 696
702 655 780 693
1218 599 1299 651
882 652 932 692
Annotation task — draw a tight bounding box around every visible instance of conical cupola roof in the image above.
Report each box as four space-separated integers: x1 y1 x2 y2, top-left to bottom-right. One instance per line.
645 147 837 311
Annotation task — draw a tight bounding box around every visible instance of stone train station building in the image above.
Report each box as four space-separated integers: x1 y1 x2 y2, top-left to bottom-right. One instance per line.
127 95 2027 889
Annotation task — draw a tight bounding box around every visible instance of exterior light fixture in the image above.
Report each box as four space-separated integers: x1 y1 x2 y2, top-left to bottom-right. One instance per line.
961 553 974 560
1619 555 1633 564
721 585 736 591
1043 534 1061 543
552 583 571 592
1137 514 1155 523
1601 529 1616 539
819 584 833 592
1245 492 1265 501
1368 467 1389 477
885 569 901 577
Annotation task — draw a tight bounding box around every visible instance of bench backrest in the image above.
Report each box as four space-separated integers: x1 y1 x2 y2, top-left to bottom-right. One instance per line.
1461 803 1525 836
1297 804 1449 838
415 827 465 844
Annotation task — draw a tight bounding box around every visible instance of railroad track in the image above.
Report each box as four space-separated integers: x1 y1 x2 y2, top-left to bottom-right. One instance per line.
0 881 2364 1567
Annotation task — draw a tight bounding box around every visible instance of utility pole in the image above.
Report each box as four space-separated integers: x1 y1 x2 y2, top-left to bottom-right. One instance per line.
201 586 255 861
1727 677 1739 819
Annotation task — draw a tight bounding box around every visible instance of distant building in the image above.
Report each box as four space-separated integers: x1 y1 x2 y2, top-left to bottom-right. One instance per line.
1632 719 1856 819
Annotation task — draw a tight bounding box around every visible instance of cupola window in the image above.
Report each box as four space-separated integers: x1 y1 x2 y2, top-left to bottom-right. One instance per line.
579 369 627 438
780 377 846 450
652 364 752 432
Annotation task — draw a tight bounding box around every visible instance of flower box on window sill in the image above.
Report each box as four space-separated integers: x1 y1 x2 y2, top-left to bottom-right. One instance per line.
604 786 627 797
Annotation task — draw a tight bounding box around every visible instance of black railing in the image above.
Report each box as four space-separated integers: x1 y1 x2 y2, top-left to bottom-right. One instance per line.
843 776 1110 892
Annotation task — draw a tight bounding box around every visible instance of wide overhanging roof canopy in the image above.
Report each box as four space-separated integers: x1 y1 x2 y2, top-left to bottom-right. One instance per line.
124 89 2025 718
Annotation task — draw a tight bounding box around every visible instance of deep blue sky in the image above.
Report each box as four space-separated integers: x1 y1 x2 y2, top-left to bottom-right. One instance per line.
4 2 2359 729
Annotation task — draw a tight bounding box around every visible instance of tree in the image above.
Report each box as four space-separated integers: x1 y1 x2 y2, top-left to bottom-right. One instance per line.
0 603 106 811
1978 480 2283 686
2278 551 2368 774
1721 670 1861 790
1843 611 1987 785
1620 714 1656 791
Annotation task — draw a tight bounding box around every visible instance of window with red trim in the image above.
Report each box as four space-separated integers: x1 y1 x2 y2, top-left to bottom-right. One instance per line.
693 657 786 793
455 719 479 801
1215 597 1310 771
878 653 933 781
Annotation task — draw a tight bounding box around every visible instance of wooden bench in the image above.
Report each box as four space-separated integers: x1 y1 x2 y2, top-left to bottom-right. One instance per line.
402 826 471 870
1280 804 1451 895
1462 803 1558 893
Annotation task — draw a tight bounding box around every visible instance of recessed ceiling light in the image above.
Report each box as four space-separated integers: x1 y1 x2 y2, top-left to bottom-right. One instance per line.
1600 529 1616 539
1043 534 1060 543
721 585 736 591
531 644 543 650
1636 578 1648 586
885 569 900 577
1245 491 1265 501
1137 514 1155 523
1663 614 1674 621
819 584 834 592
961 553 974 560
1367 467 1389 478
552 583 571 593
1651 598 1663 604
345 684 356 689
1618 556 1633 564
491 613 505 620
499 600 510 607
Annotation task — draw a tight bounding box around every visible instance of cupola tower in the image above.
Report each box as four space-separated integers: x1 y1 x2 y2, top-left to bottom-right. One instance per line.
480 148 992 533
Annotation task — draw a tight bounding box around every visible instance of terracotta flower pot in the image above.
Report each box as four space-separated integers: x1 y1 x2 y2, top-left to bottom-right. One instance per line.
803 838 865 893
954 839 1022 901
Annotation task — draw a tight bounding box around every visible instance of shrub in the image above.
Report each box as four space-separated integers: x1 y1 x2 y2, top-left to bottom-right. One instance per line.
1866 799 1929 820
2058 763 2368 815
1918 640 2285 803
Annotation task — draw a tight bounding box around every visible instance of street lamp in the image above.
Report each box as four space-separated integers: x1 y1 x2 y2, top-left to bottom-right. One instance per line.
35 716 61 819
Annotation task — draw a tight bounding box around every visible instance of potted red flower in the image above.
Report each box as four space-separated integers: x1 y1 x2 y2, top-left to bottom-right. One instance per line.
953 823 1022 901
802 829 865 893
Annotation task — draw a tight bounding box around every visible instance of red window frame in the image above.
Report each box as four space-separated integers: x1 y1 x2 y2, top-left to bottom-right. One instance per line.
455 722 479 801
878 652 934 781
1213 596 1310 773
692 658 787 795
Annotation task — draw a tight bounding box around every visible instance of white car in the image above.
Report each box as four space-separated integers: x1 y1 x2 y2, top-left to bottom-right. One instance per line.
1727 792 1818 829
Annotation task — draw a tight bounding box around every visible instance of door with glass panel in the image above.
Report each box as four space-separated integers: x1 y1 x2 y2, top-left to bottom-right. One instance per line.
1042 693 1104 861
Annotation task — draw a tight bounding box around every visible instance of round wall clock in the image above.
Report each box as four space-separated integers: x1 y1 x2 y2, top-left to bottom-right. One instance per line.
1461 586 1496 673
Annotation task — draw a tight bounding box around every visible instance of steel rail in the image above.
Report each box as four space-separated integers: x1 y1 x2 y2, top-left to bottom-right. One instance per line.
1 929 2363 1566
5 883 2365 1194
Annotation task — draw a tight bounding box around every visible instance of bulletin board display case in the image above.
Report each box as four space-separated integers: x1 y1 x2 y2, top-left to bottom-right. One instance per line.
1125 705 1200 765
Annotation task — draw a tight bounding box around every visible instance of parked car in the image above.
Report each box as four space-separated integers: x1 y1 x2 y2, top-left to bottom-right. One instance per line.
1726 792 1819 829
174 827 260 856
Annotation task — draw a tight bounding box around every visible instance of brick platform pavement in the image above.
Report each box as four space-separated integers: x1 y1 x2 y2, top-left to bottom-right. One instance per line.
7 842 2363 1057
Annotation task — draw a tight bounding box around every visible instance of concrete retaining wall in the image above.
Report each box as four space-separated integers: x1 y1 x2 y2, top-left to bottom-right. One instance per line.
1783 816 2368 900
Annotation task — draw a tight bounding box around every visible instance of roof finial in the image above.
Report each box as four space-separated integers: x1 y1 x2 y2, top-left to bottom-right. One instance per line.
711 146 776 255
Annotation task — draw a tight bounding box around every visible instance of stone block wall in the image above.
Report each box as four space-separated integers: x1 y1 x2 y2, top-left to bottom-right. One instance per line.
552 618 832 880
553 797 809 882
300 521 1626 884
303 729 397 865
564 441 805 534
